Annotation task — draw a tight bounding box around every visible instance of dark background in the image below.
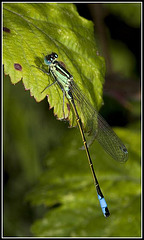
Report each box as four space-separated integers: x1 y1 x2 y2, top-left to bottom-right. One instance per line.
76 3 141 126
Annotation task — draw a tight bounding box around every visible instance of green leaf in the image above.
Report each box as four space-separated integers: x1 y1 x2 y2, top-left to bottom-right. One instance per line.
3 3 105 126
27 125 141 237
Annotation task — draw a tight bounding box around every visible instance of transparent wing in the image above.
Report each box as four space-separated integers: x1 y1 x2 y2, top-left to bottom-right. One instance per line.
70 81 128 163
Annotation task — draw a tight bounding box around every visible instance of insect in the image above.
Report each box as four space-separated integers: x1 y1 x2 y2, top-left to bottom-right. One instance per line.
34 52 128 217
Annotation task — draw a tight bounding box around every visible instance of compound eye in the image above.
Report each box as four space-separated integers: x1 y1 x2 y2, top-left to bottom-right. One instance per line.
54 53 58 58
44 52 58 65
45 55 51 61
51 52 58 59
44 55 52 65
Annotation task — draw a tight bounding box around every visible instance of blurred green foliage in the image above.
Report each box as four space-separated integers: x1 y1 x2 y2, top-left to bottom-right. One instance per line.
110 40 136 78
3 2 141 238
4 73 141 237
104 3 141 27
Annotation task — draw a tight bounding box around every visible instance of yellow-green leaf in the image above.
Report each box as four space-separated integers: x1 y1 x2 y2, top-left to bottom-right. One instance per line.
3 3 105 125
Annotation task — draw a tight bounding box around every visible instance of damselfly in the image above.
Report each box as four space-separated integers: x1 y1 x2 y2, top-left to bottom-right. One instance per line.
34 52 128 217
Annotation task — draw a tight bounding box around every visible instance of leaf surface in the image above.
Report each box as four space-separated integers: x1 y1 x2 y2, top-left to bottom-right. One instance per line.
3 3 105 125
